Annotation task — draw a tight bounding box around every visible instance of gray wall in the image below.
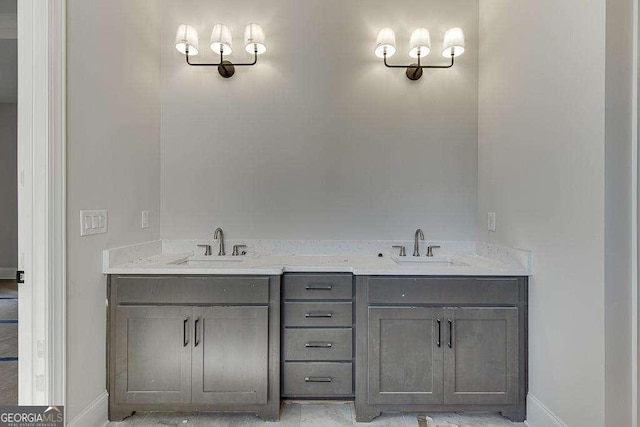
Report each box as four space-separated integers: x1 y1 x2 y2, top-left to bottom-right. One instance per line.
66 0 161 421
0 103 16 274
159 0 479 241
478 0 607 425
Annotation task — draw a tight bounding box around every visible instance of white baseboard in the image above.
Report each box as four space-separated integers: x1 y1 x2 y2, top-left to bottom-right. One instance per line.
67 391 108 427
525 393 568 427
0 268 16 280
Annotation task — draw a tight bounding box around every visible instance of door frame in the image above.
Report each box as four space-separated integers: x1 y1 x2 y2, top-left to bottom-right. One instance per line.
635 0 640 424
17 0 66 406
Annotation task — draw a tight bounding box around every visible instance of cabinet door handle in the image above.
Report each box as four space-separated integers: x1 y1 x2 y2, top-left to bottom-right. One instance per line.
183 318 189 347
305 312 333 318
305 284 333 290
305 377 332 383
436 319 441 348
448 319 453 348
194 318 200 347
305 342 332 348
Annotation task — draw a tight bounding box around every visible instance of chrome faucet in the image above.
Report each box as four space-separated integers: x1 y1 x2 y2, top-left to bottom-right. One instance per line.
413 229 424 257
214 227 225 256
392 245 407 257
197 244 212 256
426 245 441 257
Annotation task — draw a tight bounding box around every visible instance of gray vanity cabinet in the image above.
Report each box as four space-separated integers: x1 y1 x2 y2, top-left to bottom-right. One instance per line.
108 275 281 422
367 307 444 405
445 307 519 405
114 306 193 404
192 306 269 405
355 276 528 423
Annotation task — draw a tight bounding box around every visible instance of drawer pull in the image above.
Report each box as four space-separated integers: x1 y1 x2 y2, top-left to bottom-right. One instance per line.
305 284 333 290
305 312 333 318
305 342 333 348
183 318 189 347
194 318 200 347
305 376 332 383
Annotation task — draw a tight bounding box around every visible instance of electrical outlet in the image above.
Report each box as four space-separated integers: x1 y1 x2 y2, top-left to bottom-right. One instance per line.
487 212 496 232
141 211 150 229
80 210 108 236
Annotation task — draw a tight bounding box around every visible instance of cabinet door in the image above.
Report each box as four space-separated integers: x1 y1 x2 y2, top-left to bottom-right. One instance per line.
444 307 519 404
114 306 192 404
192 306 269 404
367 307 444 404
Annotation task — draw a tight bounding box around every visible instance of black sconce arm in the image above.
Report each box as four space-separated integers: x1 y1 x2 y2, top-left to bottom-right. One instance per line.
185 49 258 67
184 48 258 78
383 51 455 69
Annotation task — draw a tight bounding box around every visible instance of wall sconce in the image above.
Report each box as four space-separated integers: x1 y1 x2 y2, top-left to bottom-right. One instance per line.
175 23 266 78
375 27 465 80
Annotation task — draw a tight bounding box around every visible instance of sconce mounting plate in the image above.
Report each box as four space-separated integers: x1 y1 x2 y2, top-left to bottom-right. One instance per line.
406 64 423 81
218 60 236 78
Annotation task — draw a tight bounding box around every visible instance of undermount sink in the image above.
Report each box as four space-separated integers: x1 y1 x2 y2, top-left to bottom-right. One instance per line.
173 256 245 265
391 256 455 266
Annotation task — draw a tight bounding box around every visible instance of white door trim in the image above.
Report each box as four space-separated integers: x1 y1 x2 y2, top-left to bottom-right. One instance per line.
635 0 640 424
17 0 66 407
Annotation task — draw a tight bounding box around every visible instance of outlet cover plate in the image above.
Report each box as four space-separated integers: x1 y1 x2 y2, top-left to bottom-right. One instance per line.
80 210 108 236
141 211 150 229
487 212 496 232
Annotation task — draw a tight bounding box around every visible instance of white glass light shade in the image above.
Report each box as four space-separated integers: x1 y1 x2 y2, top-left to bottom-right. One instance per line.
210 23 233 55
442 27 465 57
375 27 396 58
244 23 266 54
409 27 431 58
175 24 199 55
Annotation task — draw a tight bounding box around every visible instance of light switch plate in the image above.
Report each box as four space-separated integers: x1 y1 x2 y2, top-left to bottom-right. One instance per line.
80 210 108 236
141 211 150 229
487 212 496 232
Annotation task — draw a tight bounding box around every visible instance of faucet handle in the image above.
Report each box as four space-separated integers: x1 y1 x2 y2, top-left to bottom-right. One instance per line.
232 245 247 256
426 245 441 257
392 245 406 257
197 244 212 256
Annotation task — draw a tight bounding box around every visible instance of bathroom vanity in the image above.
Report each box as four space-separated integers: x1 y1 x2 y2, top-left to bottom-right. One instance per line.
354 275 527 422
104 240 530 423
107 275 281 421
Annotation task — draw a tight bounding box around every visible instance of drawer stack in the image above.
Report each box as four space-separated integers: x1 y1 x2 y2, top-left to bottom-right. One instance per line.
282 274 354 398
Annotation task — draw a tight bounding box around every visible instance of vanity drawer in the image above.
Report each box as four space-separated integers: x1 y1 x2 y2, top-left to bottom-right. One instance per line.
115 276 270 304
284 302 352 327
283 328 352 361
284 274 352 300
283 362 353 397
367 277 520 305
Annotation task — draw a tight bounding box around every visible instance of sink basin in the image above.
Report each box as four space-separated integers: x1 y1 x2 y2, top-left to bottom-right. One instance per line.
391 256 454 267
172 256 245 265
180 259 244 265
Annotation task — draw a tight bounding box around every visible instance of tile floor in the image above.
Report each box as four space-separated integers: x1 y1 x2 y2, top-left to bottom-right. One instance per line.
109 402 526 427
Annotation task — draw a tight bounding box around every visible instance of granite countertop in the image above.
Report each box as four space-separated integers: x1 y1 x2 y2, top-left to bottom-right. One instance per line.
103 240 532 277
